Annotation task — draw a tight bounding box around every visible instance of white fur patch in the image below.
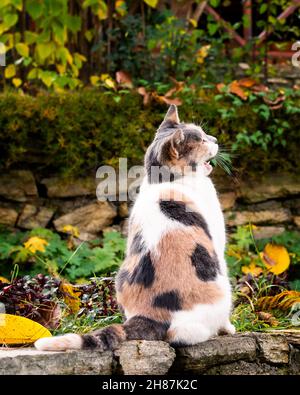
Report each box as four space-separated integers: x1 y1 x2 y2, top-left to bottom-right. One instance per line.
34 334 83 351
169 278 233 345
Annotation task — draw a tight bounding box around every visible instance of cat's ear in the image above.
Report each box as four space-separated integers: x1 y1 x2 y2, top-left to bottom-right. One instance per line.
159 105 180 130
169 129 184 159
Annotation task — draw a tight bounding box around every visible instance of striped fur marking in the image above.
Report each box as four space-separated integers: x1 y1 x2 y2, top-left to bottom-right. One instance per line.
130 232 145 255
115 269 130 292
82 324 126 350
153 291 182 311
123 316 170 341
159 199 211 238
191 244 219 281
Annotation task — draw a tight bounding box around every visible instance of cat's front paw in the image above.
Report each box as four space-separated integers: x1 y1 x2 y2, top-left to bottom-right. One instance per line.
35 334 83 351
218 323 236 336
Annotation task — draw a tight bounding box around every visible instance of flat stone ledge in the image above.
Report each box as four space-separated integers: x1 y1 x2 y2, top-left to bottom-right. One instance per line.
0 331 299 375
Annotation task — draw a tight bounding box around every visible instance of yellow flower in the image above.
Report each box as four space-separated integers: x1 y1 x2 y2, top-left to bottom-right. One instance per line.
260 243 290 275
61 225 80 238
242 262 263 277
24 237 48 253
196 45 211 64
0 277 9 284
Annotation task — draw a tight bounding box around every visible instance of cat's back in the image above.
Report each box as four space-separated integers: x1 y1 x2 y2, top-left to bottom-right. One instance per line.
129 174 224 253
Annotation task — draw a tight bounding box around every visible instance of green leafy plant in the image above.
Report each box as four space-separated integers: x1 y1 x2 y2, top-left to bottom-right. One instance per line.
0 227 126 281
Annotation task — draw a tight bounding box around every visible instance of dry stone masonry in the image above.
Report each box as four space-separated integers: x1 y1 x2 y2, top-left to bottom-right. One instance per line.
0 331 299 375
0 170 300 239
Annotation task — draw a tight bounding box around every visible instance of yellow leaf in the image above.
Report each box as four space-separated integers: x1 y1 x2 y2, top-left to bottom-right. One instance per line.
4 64 16 79
61 225 80 238
40 72 55 88
56 64 66 74
100 74 116 90
90 75 100 86
261 243 290 275
24 236 48 253
242 262 263 277
15 43 29 57
97 1 108 20
0 314 52 345
189 18 197 28
143 0 158 8
12 78 22 87
0 276 9 284
60 282 81 314
115 0 127 16
196 45 211 64
36 43 53 61
85 30 93 42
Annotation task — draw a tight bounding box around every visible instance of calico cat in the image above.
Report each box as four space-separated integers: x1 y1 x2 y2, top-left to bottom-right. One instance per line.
35 105 235 352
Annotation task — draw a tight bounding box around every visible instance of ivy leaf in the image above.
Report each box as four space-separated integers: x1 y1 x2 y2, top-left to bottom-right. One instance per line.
26 0 44 19
27 67 40 79
4 64 16 79
15 43 29 57
65 15 81 33
3 13 18 29
36 42 54 62
12 78 22 87
208 23 219 36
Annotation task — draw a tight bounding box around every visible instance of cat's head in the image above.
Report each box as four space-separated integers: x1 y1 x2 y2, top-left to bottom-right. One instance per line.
145 105 218 183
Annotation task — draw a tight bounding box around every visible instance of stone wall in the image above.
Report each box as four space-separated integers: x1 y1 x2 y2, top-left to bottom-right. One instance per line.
1 331 300 375
0 170 300 240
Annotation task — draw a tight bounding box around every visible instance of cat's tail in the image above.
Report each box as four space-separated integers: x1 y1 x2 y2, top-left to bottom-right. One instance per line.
34 316 169 352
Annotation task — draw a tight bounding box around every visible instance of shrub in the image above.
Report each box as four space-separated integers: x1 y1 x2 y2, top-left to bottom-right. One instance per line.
0 88 299 177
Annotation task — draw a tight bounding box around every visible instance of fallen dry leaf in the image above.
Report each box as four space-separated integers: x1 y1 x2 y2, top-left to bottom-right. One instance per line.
0 313 52 345
137 86 151 105
237 78 257 88
216 82 226 92
116 70 133 89
229 80 248 100
257 311 279 326
261 243 290 275
257 290 300 311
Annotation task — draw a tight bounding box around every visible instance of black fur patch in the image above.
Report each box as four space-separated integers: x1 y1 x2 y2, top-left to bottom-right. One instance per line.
153 291 182 311
191 244 219 281
124 315 170 341
115 269 130 292
130 232 144 255
129 252 155 287
159 200 211 238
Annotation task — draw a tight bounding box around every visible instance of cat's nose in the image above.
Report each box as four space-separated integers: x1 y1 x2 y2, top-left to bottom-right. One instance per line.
208 135 218 144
